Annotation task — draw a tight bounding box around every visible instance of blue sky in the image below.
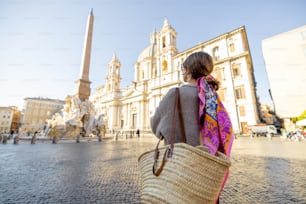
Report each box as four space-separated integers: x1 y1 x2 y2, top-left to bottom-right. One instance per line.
0 0 305 109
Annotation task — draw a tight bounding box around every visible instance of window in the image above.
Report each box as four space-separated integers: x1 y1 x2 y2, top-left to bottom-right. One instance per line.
215 67 225 81
212 46 220 61
235 86 246 99
162 60 168 73
232 63 241 78
239 106 246 116
33 108 38 115
229 43 235 52
162 36 166 48
152 66 157 78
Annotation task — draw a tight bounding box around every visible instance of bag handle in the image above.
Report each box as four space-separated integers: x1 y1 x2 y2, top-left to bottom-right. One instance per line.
177 88 187 143
153 88 186 176
153 145 170 176
168 88 186 157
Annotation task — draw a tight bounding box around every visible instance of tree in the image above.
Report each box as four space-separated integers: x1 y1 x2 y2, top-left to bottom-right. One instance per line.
292 110 306 123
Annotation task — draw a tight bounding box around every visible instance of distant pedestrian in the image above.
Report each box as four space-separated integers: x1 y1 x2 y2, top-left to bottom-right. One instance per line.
100 125 106 139
52 136 58 144
10 130 14 139
31 135 36 144
14 135 19 144
2 135 7 144
136 129 140 137
80 128 86 137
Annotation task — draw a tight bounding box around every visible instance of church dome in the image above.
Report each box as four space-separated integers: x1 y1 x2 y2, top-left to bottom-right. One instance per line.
137 44 156 62
137 29 158 62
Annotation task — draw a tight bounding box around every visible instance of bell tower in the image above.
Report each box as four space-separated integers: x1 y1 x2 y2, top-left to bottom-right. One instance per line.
159 18 177 54
106 53 121 93
158 18 178 74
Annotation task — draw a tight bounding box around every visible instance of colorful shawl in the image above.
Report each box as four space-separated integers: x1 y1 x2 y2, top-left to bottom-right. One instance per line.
197 75 234 157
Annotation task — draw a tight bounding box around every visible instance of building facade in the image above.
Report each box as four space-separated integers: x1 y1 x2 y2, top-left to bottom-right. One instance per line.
20 98 64 134
0 106 20 133
262 25 306 119
91 19 259 134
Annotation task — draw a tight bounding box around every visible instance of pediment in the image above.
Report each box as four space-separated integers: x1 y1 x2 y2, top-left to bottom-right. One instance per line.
122 88 144 99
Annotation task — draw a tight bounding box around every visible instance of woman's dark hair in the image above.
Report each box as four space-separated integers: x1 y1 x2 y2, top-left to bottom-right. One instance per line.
182 51 213 79
183 51 220 90
206 76 220 91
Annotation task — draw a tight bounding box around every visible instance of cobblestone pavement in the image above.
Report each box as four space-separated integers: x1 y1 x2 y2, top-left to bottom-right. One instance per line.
0 136 305 203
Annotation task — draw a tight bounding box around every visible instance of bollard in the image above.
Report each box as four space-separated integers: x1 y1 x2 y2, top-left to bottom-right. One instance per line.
13 136 19 144
52 136 58 144
31 136 36 144
2 135 7 144
76 135 80 143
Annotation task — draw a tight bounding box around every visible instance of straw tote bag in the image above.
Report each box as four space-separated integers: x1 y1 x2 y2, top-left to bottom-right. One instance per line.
138 88 231 204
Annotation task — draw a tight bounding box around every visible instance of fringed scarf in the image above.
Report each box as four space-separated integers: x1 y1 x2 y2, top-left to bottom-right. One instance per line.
197 76 234 157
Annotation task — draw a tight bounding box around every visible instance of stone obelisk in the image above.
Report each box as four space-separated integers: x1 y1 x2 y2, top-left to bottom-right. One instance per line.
74 9 94 101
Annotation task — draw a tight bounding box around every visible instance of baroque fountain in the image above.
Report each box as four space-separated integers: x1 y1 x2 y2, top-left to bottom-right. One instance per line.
45 95 104 138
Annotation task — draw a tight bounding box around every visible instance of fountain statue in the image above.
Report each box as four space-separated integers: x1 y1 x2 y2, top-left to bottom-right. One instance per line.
45 95 104 138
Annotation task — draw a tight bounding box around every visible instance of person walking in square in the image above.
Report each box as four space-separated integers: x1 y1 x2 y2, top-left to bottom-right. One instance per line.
151 51 235 203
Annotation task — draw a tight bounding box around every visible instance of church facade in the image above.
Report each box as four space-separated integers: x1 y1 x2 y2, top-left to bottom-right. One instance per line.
90 19 259 134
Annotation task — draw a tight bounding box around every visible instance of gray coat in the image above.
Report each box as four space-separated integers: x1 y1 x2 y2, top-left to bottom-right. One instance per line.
151 84 200 147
